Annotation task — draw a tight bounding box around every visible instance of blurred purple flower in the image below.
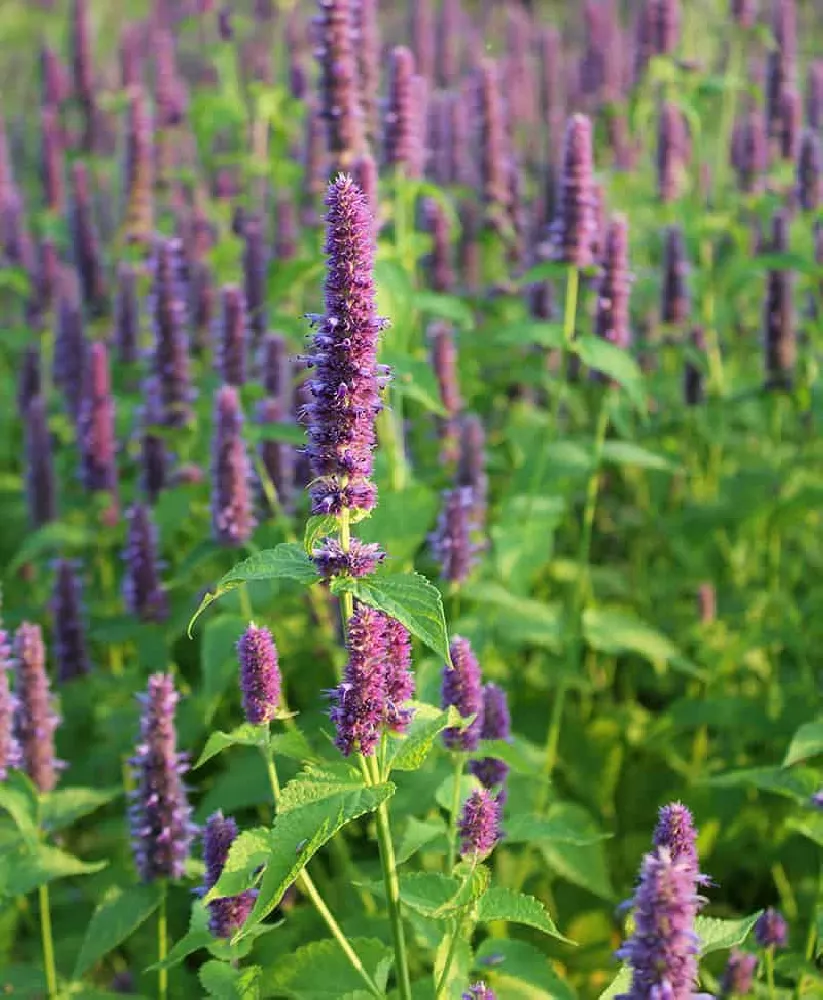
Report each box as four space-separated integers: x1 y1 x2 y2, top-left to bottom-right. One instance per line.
661 226 690 327
123 503 169 623
384 46 417 174
469 684 511 795
149 237 193 426
201 811 256 937
442 636 484 751
315 0 364 170
720 949 757 997
595 213 632 352
0 628 21 781
551 114 597 268
463 985 496 1000
140 378 168 505
13 622 61 794
216 285 248 387
78 341 118 497
330 604 388 757
114 264 140 365
24 395 58 528
211 385 256 547
458 788 501 859
51 560 91 682
431 487 476 585
754 908 788 949
243 215 268 344
238 624 281 726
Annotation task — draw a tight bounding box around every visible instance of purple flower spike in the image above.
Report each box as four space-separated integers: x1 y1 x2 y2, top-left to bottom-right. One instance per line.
797 129 822 212
0 628 21 781
51 560 91 683
315 0 364 170
807 62 823 131
429 323 462 462
256 395 296 517
595 214 632 351
330 604 388 757
437 0 462 87
463 984 496 1000
551 115 596 268
243 216 268 344
384 617 414 733
69 162 107 315
312 538 385 579
78 341 118 497
303 101 328 226
812 789 823 809
731 0 757 28
304 175 386 517
457 415 487 528
384 47 417 174
123 89 154 245
13 623 60 794
478 60 512 235
201 812 256 938
351 153 379 236
40 107 64 214
17 345 41 416
754 908 788 949
128 673 195 882
410 0 434 81
114 264 140 365
684 327 706 407
766 0 797 143
275 197 299 263
720 950 757 997
469 684 511 795
657 103 690 203
458 788 501 859
24 395 58 528
123 503 168 623
652 802 707 885
431 487 476 585
150 237 193 426
442 636 484 751
424 199 455 294
616 846 704 1000
71 0 95 103
260 334 291 399
211 385 256 547
217 285 248 387
237 624 281 726
661 226 690 327
140 378 168 505
763 212 795 389
777 87 801 162
733 110 768 195
53 270 88 422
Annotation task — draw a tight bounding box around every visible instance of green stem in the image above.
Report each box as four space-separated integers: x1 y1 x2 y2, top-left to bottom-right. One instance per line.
261 739 382 998
339 508 354 629
158 882 168 1000
765 945 776 1000
39 883 57 997
367 755 413 1000
445 754 464 873
434 911 467 999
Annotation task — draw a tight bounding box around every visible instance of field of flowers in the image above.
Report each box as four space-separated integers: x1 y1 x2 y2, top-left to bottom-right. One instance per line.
0 0 822 997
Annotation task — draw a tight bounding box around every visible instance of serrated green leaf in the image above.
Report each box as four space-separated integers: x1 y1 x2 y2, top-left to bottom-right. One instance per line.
331 572 451 665
188 544 319 635
474 938 576 1000
784 721 823 767
265 937 394 998
304 514 340 556
386 704 461 772
0 771 38 844
194 724 267 769
396 872 464 916
199 827 270 901
695 912 762 956
40 787 121 834
601 441 676 472
703 766 820 803
573 336 645 411
0 842 107 898
476 887 572 942
73 884 163 978
200 961 261 999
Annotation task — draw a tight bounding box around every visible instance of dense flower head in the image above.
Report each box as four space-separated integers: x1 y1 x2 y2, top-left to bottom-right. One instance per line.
13 623 61 794
237 624 281 726
463 984 496 1000
595 213 632 351
312 538 385 579
201 811 256 938
754 908 788 949
260 334 291 399
431 487 476 585
384 46 417 173
424 199 455 294
0 628 21 781
69 162 107 315
442 636 484 751
149 237 193 427
78 341 118 495
211 385 256 546
140 378 167 505
458 788 501 859
733 110 768 195
329 604 388 756
123 503 168 622
114 264 139 365
304 175 387 516
719 949 757 997
796 129 822 212
477 60 512 234
53 269 88 422
763 213 795 389
657 103 690 203
551 114 597 267
351 153 379 236
661 226 690 327
765 0 797 140
652 802 705 884
128 673 195 882
17 345 41 416
51 560 91 682
616 847 705 1000
383 616 414 733
24 395 58 528
469 684 511 794
243 215 268 343
216 284 248 386
314 0 364 169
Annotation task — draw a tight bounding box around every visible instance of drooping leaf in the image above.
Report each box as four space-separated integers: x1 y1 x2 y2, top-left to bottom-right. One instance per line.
505 812 612 847
0 842 107 898
73 884 164 978
601 441 676 472
783 721 823 767
194 724 267 769
476 887 572 942
703 766 820 804
583 608 702 678
695 911 762 956
265 937 394 999
7 521 91 575
0 771 39 844
474 938 576 1000
386 704 461 772
573 336 645 411
40 787 121 834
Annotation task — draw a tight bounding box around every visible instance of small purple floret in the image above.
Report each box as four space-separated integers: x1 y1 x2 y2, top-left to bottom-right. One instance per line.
237 624 281 726
330 604 387 757
442 636 484 751
458 788 501 859
754 908 788 949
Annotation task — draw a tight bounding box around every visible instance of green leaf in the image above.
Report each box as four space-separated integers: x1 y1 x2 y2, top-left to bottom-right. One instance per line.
199 827 270 901
0 842 107 898
0 771 39 843
435 772 483 814
265 938 394 998
505 813 612 847
784 721 823 767
73 884 164 978
152 902 213 971
583 608 702 678
200 961 261 999
695 912 762 956
194 724 267 769
201 614 248 710
331 572 451 665
539 803 615 901
6 521 91 575
491 321 566 349
464 583 564 651
384 350 449 416
395 871 464 916
476 887 572 942
474 939 576 1000
397 816 448 865
414 291 475 328
598 966 632 999
304 514 340 556
573 336 645 411
386 703 461 772
270 727 317 763
601 441 676 472
40 787 121 834
787 814 823 848
469 737 544 777
188 544 319 635
703 766 820 804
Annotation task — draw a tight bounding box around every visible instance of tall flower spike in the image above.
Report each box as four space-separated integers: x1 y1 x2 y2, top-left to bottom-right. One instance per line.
429 323 462 462
807 61 823 131
0 627 21 780
24 395 58 528
216 285 248 387
765 0 797 143
40 107 64 214
410 0 434 80
260 332 292 406
243 215 268 345
437 0 462 87
776 87 801 161
458 788 501 859
478 60 512 235
661 226 690 327
211 385 256 546
17 345 41 415
140 378 167 505
657 102 690 203
201 812 256 938
469 683 511 795
114 264 140 365
237 624 281 726
384 617 414 733
734 110 768 195
123 503 169 622
315 0 364 171
71 0 95 104
616 846 704 1000
275 197 299 263
595 214 632 351
684 327 706 406
652 802 704 882
383 46 417 174
457 414 488 528
128 673 195 882
330 604 388 757
763 212 795 389
551 115 596 268
431 487 476 585
13 623 60 794
442 636 484 751
123 89 154 245
51 560 91 682
754 908 788 949
53 270 88 422
796 129 822 212
78 342 118 496
720 950 757 997
149 237 193 427
731 0 757 28
69 162 107 316
302 100 328 227
353 0 380 145
424 199 455 294
305 175 386 517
